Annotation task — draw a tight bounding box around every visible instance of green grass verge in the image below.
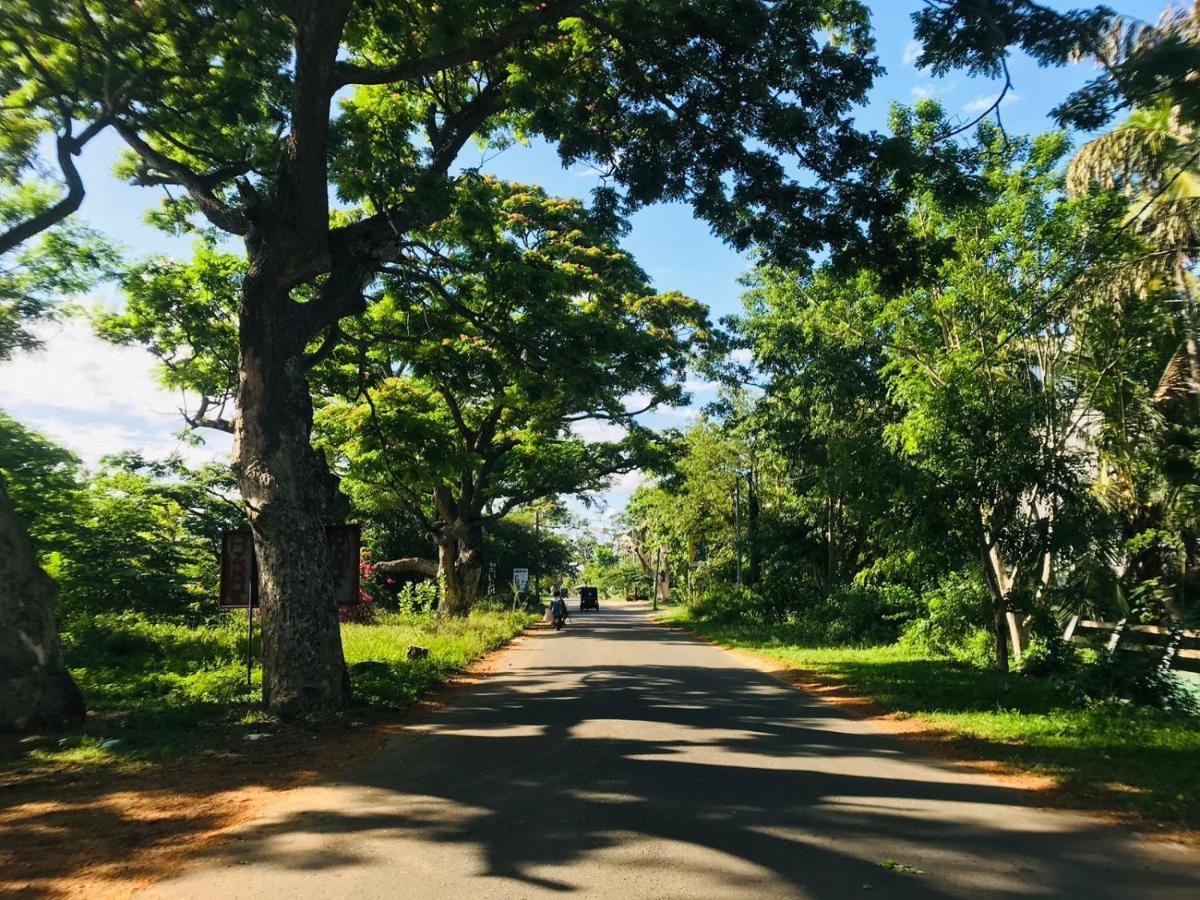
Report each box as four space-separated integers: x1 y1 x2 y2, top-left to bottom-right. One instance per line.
664 606 1200 831
4 607 534 774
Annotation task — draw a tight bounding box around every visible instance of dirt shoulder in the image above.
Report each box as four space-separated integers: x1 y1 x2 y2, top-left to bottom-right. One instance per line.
0 630 535 899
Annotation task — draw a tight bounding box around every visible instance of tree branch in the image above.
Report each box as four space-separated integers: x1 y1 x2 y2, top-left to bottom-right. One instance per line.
428 78 509 174
374 556 439 578
0 119 108 255
332 1 586 88
112 119 249 234
303 323 343 370
296 264 370 346
183 395 235 434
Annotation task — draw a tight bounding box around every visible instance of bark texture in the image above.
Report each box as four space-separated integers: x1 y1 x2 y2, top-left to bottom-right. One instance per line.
234 276 349 716
0 474 84 731
979 536 1013 674
433 485 483 616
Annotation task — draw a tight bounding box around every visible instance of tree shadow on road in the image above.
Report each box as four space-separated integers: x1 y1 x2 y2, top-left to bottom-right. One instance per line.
167 613 1200 898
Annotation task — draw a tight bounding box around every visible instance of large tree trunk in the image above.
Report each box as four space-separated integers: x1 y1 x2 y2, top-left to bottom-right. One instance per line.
0 474 84 731
431 485 484 617
234 275 348 717
437 522 483 617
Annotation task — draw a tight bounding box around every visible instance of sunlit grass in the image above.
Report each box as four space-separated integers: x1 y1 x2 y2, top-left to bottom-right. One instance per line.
342 608 535 707
3 607 534 776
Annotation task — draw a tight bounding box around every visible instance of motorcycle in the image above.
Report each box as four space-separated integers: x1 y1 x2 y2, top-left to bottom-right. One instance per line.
550 594 568 630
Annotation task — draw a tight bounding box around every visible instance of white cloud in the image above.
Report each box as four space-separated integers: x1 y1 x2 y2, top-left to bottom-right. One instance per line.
962 90 1021 116
573 418 627 443
607 469 645 499
911 80 956 101
729 348 754 366
902 39 924 67
622 391 654 413
1 320 179 416
31 417 228 469
0 320 231 469
654 406 697 421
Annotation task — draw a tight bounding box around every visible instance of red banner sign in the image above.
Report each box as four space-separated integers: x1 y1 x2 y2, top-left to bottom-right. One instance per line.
219 531 258 608
219 525 362 608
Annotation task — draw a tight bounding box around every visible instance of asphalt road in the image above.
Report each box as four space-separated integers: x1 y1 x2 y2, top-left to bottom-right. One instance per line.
149 602 1199 899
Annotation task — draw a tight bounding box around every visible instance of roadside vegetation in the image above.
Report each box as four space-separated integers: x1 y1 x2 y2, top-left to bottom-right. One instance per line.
1 0 1198 849
5 607 534 777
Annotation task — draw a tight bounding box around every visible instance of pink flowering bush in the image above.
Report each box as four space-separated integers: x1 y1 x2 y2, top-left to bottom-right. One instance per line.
339 552 379 623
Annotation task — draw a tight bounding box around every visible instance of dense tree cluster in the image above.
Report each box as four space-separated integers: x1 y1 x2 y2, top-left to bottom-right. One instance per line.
3 0 1186 727
622 96 1200 676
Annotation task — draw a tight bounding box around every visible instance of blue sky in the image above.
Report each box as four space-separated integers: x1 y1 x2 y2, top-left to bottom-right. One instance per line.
0 0 1171 525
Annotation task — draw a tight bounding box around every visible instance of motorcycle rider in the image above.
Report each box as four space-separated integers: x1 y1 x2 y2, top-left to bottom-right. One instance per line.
550 580 569 627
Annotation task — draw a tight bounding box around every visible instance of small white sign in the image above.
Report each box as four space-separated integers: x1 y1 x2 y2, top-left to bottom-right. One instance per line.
512 568 530 591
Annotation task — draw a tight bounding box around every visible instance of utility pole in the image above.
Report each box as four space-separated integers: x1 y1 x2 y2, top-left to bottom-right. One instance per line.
653 545 662 611
734 474 742 589
534 507 541 599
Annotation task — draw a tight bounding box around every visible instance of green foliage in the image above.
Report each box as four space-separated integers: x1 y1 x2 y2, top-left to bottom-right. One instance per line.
900 571 995 665
9 608 533 772
0 412 244 621
316 177 708 532
343 608 535 708
0 182 119 359
484 508 575 593
97 238 242 411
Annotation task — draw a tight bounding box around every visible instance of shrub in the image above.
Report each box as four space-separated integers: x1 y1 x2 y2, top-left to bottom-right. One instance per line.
689 584 777 624
394 579 441 613
900 570 995 665
1080 653 1200 715
1015 633 1079 678
814 582 921 644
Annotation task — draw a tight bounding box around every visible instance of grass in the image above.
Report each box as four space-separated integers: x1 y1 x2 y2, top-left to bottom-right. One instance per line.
664 606 1200 833
4 606 534 775
343 609 537 707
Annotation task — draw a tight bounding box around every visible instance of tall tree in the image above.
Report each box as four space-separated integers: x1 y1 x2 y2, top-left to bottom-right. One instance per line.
2 1 1116 715
767 113 1140 670
0 184 114 730
316 177 706 614
1069 102 1200 401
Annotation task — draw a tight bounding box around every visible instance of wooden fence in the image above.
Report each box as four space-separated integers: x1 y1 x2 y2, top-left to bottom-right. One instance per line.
1063 617 1200 674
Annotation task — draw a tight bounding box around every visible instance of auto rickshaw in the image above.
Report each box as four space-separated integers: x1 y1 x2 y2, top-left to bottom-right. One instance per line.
578 586 599 612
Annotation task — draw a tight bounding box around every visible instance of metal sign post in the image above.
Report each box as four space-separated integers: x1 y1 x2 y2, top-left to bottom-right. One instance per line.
246 596 254 691
219 530 259 696
219 525 362 703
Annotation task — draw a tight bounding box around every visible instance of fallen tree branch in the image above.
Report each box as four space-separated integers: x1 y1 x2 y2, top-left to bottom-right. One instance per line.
374 557 439 578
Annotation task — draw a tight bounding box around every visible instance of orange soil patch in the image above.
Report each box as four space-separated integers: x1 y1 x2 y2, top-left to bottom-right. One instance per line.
660 619 1200 850
0 632 530 899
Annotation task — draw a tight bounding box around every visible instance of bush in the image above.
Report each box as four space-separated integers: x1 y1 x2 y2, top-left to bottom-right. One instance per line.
813 582 921 644
1015 633 1079 678
900 570 994 665
688 584 777 624
1079 653 1200 715
688 580 920 646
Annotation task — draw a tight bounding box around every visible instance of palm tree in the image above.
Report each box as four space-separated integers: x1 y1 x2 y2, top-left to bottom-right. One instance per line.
1068 3 1200 405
